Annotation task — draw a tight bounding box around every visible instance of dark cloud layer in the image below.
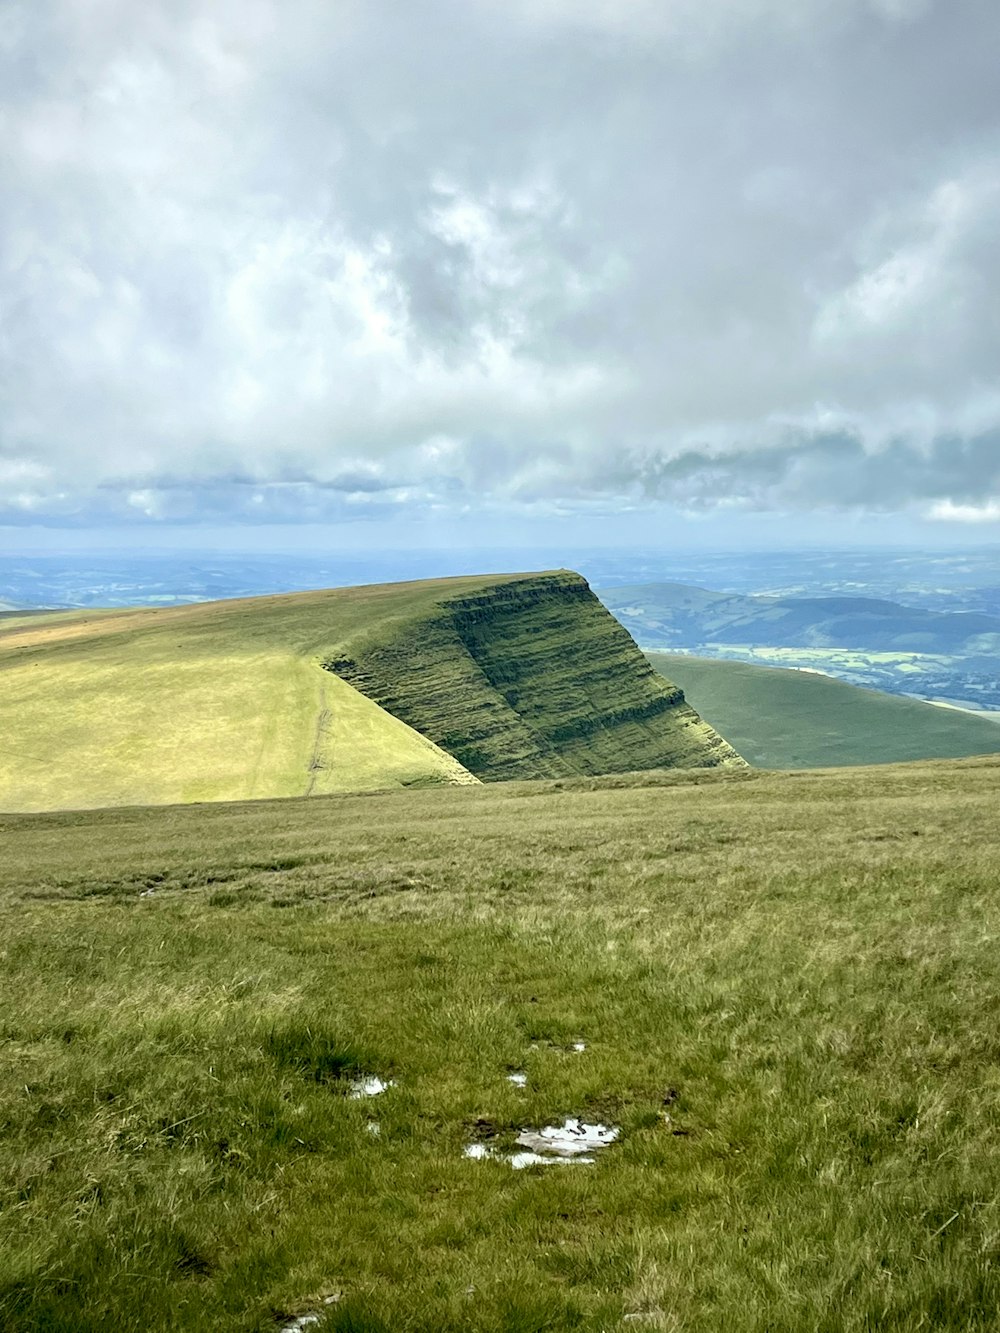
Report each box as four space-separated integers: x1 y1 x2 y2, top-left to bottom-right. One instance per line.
2 0 999 529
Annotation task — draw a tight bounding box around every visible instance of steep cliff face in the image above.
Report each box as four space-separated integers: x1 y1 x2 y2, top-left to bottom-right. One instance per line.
326 571 745 781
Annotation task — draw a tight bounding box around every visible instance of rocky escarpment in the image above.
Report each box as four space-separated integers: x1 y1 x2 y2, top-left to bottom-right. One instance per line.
325 571 745 781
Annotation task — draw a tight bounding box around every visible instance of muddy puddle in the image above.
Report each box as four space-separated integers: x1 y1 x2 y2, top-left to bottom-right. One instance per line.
347 1075 393 1099
277 1295 340 1332
465 1117 619 1168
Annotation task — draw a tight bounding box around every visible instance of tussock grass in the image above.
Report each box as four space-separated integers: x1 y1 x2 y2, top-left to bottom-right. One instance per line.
264 1021 379 1084
1 758 1000 1328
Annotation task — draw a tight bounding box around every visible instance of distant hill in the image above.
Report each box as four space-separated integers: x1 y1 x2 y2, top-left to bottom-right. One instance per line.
0 571 742 812
649 652 1000 769
604 582 1000 654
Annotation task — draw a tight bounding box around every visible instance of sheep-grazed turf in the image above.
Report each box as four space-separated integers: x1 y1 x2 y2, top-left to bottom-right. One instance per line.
1 756 999 1330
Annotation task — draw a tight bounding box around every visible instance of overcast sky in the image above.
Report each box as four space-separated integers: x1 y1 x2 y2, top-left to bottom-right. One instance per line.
2 0 1000 549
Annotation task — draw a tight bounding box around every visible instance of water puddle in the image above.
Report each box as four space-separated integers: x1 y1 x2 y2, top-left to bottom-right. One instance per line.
347 1075 394 1099
464 1141 590 1169
464 1118 619 1169
517 1119 619 1157
277 1295 341 1332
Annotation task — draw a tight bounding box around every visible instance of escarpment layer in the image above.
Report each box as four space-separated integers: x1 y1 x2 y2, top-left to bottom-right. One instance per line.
326 571 745 781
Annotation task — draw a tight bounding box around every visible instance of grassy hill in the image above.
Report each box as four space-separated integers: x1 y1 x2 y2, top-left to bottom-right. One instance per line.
649 653 1000 769
326 573 740 782
0 572 741 813
3 756 1000 1329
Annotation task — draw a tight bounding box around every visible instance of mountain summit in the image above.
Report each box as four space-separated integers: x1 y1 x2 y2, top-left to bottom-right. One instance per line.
0 570 743 812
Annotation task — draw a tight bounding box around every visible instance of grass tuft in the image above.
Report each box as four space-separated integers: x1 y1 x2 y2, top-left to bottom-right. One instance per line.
264 1023 377 1085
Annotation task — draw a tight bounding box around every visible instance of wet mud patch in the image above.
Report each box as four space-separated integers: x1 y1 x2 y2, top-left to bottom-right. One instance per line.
465 1118 620 1169
465 1115 513 1142
348 1075 394 1099
276 1293 342 1332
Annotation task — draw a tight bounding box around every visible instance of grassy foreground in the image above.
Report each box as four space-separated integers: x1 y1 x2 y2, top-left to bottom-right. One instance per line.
649 652 1000 769
3 758 1000 1330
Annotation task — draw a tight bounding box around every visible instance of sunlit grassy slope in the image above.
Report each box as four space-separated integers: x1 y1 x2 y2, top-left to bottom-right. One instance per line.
0 624 476 813
649 652 1000 769
0 572 740 813
3 756 1000 1330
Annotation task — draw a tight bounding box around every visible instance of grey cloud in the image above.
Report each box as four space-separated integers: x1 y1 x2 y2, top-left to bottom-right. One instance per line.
624 433 1000 511
1 0 999 527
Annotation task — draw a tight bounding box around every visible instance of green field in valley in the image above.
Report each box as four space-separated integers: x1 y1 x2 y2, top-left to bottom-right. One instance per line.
649 653 1000 769
3 757 1000 1329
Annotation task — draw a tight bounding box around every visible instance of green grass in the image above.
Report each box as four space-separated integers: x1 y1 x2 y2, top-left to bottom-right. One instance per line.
3 757 1000 1329
649 652 1000 769
0 584 485 811
0 573 738 814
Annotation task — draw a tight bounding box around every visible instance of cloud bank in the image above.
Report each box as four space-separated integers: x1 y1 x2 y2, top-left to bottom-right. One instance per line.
2 0 999 528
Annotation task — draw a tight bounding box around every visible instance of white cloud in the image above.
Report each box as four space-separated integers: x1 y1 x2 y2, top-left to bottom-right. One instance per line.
929 499 1000 524
1 0 999 527
813 173 998 344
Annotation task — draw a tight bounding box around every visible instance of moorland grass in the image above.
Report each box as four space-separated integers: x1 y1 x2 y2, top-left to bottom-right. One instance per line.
649 652 1000 769
2 758 1000 1330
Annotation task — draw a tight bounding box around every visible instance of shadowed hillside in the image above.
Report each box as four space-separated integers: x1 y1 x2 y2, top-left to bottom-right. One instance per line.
327 572 742 781
0 571 741 811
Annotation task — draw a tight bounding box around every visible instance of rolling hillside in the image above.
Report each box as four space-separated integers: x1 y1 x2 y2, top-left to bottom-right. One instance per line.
603 582 1000 654
0 571 742 813
600 580 1000 712
648 652 1000 769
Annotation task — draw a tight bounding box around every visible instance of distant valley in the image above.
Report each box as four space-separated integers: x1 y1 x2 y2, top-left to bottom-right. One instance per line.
601 582 1000 712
